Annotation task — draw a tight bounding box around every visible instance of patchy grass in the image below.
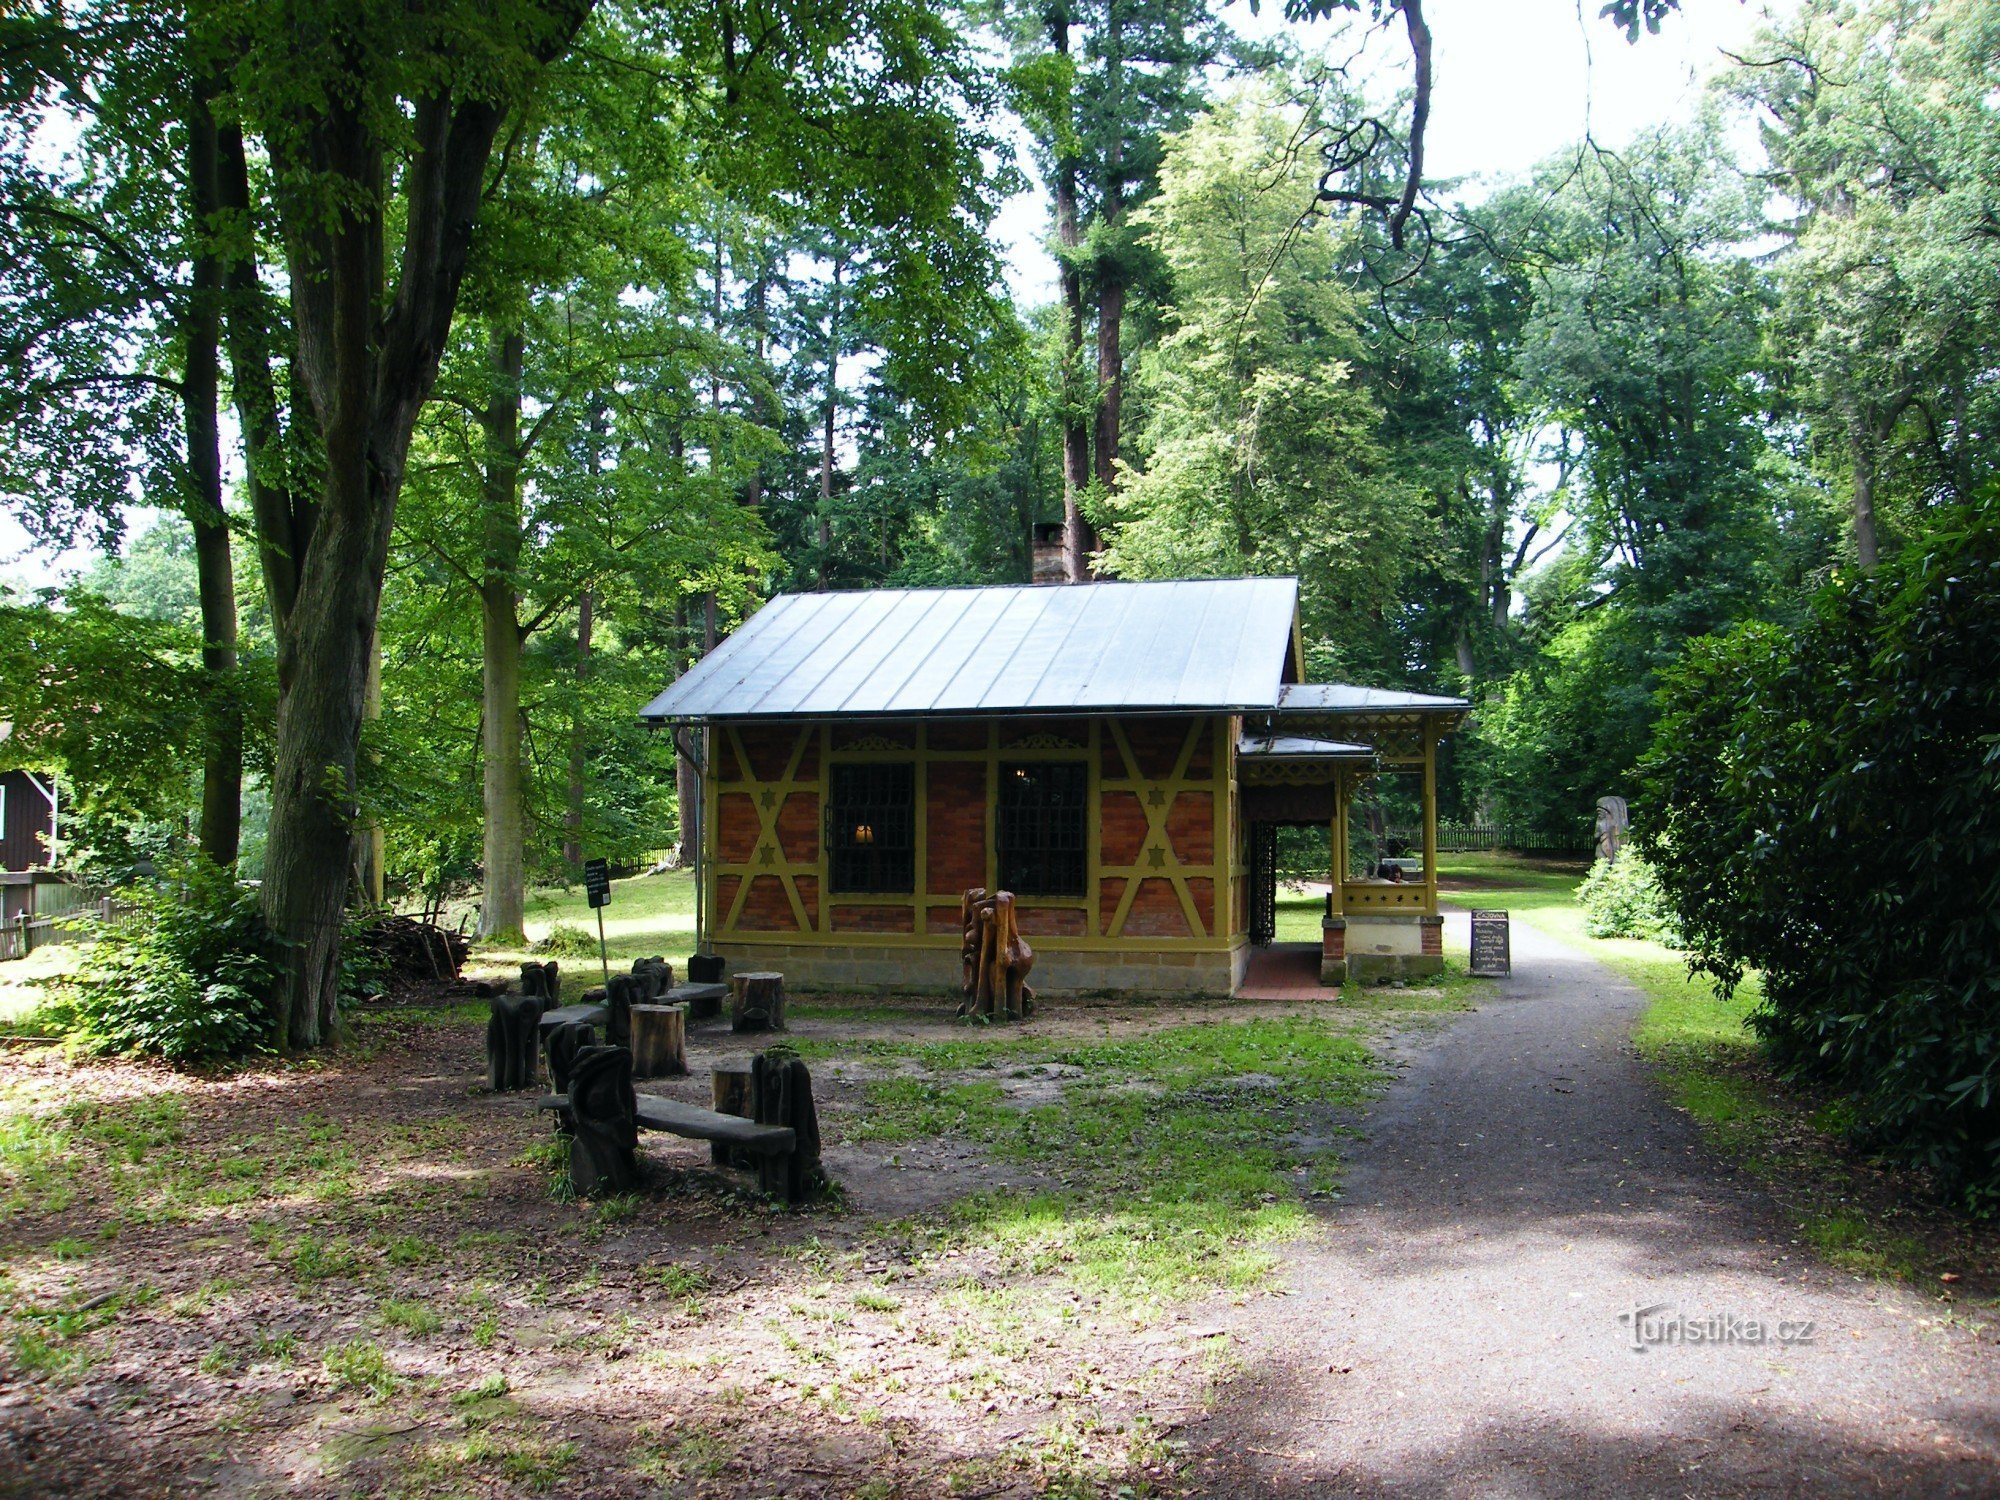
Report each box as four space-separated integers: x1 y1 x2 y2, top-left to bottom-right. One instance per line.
450 870 699 999
799 1015 1381 1309
0 966 1461 1498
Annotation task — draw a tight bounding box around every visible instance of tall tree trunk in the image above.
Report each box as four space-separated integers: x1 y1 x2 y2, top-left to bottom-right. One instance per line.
215 121 305 637
263 84 530 1046
1051 11 1094 583
186 82 242 865
818 256 843 589
478 323 528 941
674 600 700 868
564 588 592 874
1093 273 1123 498
1851 425 1880 572
1093 6 1124 501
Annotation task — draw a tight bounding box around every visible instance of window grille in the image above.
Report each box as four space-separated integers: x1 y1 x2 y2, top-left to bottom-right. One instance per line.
827 763 915 893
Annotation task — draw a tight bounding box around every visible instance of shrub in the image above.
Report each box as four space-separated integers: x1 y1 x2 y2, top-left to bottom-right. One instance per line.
1577 851 1682 945
46 856 281 1062
1640 495 2000 1214
534 921 598 958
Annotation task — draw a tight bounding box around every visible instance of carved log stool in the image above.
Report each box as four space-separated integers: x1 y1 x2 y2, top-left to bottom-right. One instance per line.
630 1003 688 1079
729 972 786 1033
631 956 673 1002
564 1044 641 1197
751 1046 826 1203
484 992 544 1091
603 973 638 1048
543 1018 598 1134
520 961 560 1002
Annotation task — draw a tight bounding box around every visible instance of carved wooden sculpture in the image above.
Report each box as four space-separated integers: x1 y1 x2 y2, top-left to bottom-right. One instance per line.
752 1046 826 1203
543 1018 598 1134
521 961 560 1002
958 888 1035 1020
631 956 673 1002
603 973 638 1048
729 972 787 1033
485 992 544 1091
564 1044 641 1196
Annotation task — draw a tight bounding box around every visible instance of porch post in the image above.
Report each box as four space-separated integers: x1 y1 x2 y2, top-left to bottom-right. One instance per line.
1322 768 1349 986
1421 720 1438 916
1329 769 1347 915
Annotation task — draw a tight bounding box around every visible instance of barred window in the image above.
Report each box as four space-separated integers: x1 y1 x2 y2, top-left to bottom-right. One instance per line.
997 762 1089 898
827 763 915 894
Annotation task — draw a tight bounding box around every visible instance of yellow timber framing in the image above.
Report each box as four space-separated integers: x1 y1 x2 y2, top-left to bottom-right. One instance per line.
703 714 1242 952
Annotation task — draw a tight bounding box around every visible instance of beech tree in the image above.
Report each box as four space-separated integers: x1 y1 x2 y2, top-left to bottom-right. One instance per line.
0 5 248 863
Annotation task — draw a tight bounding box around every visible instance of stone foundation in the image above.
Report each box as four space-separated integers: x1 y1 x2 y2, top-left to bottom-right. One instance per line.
1321 916 1348 985
1342 912 1445 983
712 942 1241 997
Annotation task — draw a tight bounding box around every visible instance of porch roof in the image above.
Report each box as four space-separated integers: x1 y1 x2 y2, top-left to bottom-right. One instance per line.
1238 733 1375 761
1275 683 1470 714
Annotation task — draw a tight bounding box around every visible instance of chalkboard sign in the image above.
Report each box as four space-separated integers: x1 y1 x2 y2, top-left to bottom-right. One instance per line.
1469 909 1510 976
583 858 612 910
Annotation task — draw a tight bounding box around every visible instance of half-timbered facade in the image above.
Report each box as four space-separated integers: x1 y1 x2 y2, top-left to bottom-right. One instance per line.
641 578 1466 996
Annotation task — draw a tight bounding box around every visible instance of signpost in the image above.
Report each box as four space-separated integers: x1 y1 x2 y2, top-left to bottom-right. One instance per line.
584 858 612 984
1469 909 1511 977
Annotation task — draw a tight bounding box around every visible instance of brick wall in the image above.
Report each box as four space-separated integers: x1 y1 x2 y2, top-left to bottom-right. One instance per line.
1100 791 1147 866
717 793 759 863
830 905 915 933
926 762 987 893
737 874 796 930
1122 877 1193 938
1017 906 1087 937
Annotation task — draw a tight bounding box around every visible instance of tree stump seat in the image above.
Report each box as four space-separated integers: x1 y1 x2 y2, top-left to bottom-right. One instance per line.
729 972 786 1032
629 1002 687 1078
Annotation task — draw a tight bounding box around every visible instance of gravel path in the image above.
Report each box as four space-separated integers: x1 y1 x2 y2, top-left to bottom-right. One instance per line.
1190 913 2000 1498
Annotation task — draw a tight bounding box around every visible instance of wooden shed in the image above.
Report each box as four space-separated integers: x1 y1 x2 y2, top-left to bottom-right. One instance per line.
0 770 56 873
641 579 1467 995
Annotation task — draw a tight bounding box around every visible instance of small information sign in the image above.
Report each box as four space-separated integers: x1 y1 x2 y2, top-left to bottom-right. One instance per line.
584 858 612 910
1469 909 1511 977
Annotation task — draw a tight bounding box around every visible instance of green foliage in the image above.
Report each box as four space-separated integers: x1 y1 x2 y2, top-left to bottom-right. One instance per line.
1100 86 1426 673
1577 852 1681 945
533 921 599 958
1640 495 2000 1213
45 857 281 1062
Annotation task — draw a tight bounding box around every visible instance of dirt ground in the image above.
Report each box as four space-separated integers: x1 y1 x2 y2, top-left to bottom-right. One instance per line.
0 986 1402 1499
4 927 1997 1499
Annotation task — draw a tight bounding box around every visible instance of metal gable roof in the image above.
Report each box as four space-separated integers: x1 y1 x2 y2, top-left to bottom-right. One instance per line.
639 577 1302 721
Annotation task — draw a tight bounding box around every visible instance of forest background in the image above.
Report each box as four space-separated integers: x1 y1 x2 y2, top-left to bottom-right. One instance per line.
2 0 1994 962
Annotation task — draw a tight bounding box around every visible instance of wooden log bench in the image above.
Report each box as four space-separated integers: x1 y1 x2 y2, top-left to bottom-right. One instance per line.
535 1045 824 1203
538 1002 608 1040
667 981 728 1020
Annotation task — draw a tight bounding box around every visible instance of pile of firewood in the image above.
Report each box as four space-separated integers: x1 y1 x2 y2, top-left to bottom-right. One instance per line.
362 913 469 985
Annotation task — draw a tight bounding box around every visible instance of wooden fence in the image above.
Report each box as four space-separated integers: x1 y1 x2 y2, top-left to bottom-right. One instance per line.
0 889 135 962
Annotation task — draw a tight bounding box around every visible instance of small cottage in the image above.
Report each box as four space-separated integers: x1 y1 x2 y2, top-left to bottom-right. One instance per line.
640 578 1466 995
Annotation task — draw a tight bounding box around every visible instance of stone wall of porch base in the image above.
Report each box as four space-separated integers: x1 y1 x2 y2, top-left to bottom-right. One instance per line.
1345 912 1446 983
